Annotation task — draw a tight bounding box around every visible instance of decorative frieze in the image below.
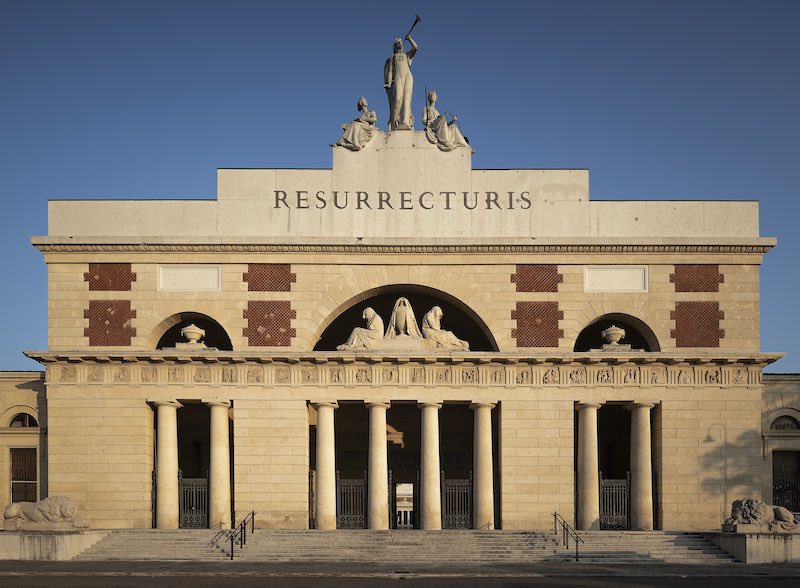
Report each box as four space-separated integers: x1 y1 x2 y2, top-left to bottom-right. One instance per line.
48 361 766 388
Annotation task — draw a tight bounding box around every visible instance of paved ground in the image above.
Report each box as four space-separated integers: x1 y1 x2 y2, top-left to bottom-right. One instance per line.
1 560 800 587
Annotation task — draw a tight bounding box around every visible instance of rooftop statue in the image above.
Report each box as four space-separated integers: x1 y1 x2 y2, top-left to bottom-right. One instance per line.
423 90 469 152
335 97 379 151
421 306 469 350
384 16 420 130
337 307 384 351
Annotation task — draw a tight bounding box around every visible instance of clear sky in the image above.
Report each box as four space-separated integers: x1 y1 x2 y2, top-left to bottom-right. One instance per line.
1 0 798 371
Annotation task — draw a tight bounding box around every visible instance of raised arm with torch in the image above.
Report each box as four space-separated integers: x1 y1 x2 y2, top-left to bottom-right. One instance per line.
384 15 421 130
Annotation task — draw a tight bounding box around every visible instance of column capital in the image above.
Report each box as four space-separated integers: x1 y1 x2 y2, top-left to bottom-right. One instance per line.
575 402 602 412
204 399 231 409
626 402 656 411
469 401 496 410
151 399 182 409
312 400 339 409
418 401 443 410
365 400 391 409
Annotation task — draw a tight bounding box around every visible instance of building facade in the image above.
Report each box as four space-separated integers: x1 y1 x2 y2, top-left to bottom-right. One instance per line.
8 131 797 532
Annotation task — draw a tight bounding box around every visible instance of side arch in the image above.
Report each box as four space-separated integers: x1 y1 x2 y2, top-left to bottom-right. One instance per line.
573 312 661 352
148 311 234 351
1 405 38 428
313 284 499 352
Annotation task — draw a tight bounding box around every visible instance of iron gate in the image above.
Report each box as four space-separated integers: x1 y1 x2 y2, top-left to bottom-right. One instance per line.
179 470 209 529
336 471 366 528
600 471 630 529
442 470 472 529
10 448 37 503
773 451 800 512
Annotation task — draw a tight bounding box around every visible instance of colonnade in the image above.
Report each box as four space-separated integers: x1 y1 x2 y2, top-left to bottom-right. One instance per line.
153 400 232 529
314 400 496 531
575 402 655 531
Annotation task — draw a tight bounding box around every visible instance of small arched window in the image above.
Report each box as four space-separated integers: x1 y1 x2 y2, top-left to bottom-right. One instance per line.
9 414 38 428
770 415 800 431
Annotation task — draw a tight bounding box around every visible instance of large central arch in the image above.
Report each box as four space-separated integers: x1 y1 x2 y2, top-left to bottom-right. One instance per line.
313 284 498 352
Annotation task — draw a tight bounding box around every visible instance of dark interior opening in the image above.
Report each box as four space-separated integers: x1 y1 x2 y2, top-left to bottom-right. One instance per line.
573 314 659 352
157 313 233 350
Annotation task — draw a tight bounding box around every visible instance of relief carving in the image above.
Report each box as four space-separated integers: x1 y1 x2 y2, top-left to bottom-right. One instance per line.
194 367 211 383
623 369 639 385
569 369 586 385
87 367 103 383
516 369 531 385
246 367 263 384
221 367 237 384
301 367 318 384
461 367 477 384
112 367 129 383
596 369 612 385
275 367 291 384
649 368 666 385
167 367 183 383
330 368 343 384
382 367 398 383
60 366 77 383
141 366 156 383
542 368 559 385
355 368 372 384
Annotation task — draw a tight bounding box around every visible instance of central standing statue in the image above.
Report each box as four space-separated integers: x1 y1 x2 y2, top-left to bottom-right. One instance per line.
384 33 418 130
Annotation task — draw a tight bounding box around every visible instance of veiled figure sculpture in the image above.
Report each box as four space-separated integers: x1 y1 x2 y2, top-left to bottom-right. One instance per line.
423 90 469 151
335 97 379 151
421 305 469 350
385 297 423 338
337 307 385 351
384 35 418 130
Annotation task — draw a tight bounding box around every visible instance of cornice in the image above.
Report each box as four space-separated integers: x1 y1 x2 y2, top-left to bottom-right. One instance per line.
24 349 782 367
32 243 774 254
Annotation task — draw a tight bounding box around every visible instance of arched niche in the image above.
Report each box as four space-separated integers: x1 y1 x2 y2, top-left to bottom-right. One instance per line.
573 313 660 352
314 285 497 352
1 405 38 428
154 312 233 351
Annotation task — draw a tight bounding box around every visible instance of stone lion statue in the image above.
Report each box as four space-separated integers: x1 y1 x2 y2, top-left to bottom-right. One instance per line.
3 496 88 530
723 498 799 533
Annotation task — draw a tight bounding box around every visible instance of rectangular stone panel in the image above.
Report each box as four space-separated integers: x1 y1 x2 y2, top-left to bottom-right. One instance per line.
158 265 221 291
511 301 563 347
671 301 725 347
243 301 296 346
83 300 136 346
244 264 296 292
511 265 562 292
584 265 648 292
670 265 724 292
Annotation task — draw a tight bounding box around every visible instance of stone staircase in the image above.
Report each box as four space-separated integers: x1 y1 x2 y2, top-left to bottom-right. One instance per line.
73 529 233 561
73 528 736 564
545 530 735 564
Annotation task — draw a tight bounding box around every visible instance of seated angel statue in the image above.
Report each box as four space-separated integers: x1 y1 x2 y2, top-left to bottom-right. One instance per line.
335 97 380 151
423 90 469 152
337 307 384 351
421 306 469 350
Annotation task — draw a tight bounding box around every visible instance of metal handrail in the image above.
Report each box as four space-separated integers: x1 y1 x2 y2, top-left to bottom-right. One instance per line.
553 511 584 562
229 511 256 561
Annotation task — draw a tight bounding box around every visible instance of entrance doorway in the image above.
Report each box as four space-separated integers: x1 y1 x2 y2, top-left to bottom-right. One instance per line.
773 451 800 512
177 403 209 529
599 404 631 530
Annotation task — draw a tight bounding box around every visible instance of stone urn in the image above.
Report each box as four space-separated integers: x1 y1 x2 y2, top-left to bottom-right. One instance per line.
180 324 205 344
601 324 625 346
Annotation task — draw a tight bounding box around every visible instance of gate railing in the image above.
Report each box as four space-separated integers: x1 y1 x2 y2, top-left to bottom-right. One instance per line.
442 470 472 529
336 470 367 529
228 511 255 561
179 470 209 529
600 471 630 530
553 511 584 561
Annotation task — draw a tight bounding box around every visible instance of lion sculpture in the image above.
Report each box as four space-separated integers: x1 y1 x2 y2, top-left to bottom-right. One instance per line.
723 498 799 533
3 496 88 531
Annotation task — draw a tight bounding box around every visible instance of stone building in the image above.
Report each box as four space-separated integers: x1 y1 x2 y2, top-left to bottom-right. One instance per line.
3 129 798 534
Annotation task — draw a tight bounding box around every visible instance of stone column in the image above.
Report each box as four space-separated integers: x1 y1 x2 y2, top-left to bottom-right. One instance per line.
155 400 181 529
367 401 390 530
576 403 601 531
471 402 496 530
629 403 655 531
314 401 338 530
419 402 442 530
207 400 232 529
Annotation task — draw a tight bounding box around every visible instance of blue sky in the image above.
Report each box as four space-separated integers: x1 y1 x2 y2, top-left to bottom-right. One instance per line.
1 0 798 371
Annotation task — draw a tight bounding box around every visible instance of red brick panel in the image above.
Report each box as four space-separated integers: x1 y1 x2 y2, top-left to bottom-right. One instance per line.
670 301 725 347
670 265 724 292
511 265 562 292
83 263 136 291
511 301 564 347
243 301 296 346
83 300 136 346
244 264 296 292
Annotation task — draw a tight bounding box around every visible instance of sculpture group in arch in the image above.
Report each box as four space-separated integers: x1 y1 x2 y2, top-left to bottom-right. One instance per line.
337 297 469 351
